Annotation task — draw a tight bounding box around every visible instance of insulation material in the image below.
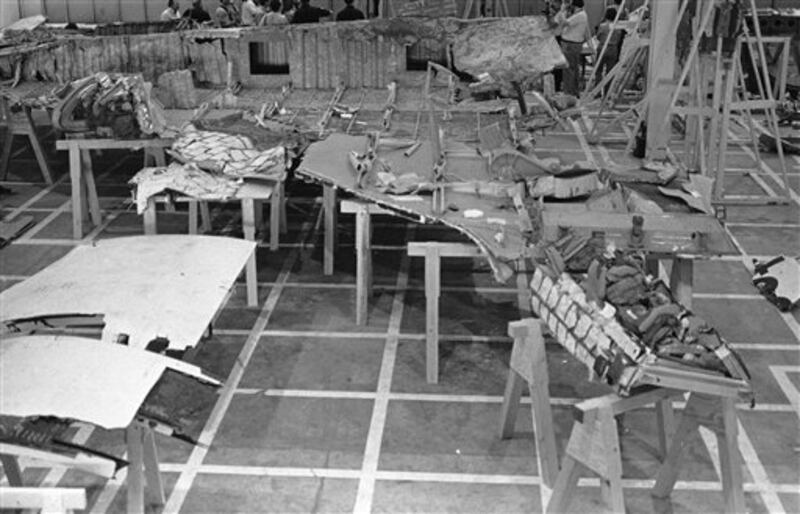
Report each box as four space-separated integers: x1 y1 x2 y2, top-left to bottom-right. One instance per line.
170 125 287 179
452 16 565 83
0 334 219 429
0 235 255 350
129 163 275 214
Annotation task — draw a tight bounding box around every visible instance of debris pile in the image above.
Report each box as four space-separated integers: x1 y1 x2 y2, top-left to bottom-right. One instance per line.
531 249 751 395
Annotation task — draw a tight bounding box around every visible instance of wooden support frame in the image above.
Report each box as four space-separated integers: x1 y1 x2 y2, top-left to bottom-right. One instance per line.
498 319 559 507
56 137 173 239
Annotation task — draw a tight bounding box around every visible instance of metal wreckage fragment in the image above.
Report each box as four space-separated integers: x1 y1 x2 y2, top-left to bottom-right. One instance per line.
529 251 752 396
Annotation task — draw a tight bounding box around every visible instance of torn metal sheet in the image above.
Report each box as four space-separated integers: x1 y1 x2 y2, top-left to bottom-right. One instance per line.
298 133 527 281
658 175 714 215
0 335 220 429
0 235 255 350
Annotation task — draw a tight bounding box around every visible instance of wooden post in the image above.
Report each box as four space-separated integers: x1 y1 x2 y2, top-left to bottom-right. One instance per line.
323 184 337 276
269 182 282 251
126 423 145 514
354 204 372 326
68 146 83 240
80 150 101 227
646 0 680 160
142 427 165 506
241 198 259 307
424 244 441 383
188 200 199 235
498 319 560 504
143 198 157 235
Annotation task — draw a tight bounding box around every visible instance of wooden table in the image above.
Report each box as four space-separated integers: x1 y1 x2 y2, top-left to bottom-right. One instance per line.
55 137 173 239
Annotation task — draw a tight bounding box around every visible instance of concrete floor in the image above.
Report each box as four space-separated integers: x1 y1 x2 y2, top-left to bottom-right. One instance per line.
0 108 799 513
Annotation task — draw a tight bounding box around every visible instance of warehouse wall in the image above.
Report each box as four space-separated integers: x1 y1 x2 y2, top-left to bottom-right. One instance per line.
1 0 797 27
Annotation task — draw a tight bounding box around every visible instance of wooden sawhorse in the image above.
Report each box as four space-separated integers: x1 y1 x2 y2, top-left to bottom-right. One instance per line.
0 97 54 185
0 421 164 514
56 137 173 239
499 318 748 513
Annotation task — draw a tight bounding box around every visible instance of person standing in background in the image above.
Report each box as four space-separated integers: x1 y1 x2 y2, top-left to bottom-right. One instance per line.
336 0 365 21
595 7 622 90
214 0 240 26
262 0 289 24
160 0 181 21
184 0 212 23
291 0 331 24
242 0 266 25
555 0 589 96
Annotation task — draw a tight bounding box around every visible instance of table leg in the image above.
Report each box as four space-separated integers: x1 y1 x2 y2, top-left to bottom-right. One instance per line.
188 200 199 235
126 423 145 514
355 205 372 325
143 197 157 235
323 184 337 275
424 246 441 383
69 147 84 239
720 397 746 513
154 148 166 167
199 202 212 232
242 198 258 307
278 181 287 234
270 185 281 251
81 149 101 227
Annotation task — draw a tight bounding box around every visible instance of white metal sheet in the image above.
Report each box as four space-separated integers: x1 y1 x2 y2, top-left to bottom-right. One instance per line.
0 334 216 429
0 235 255 350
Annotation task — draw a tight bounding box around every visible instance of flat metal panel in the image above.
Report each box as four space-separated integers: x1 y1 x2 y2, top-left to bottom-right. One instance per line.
18 0 44 18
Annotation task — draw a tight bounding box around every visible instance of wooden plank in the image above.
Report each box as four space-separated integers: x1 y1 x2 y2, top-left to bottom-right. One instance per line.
355 204 372 325
407 241 482 258
241 199 259 307
323 184 337 275
0 442 116 479
56 138 173 151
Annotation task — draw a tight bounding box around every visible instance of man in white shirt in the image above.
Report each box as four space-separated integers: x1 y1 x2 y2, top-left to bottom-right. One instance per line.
242 0 266 25
160 0 181 21
554 0 589 96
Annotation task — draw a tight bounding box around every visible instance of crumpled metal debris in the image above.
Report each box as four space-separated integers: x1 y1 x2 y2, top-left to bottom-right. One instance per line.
129 163 239 214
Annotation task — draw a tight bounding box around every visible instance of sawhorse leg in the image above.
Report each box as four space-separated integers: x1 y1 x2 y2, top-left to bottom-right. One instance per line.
652 393 745 513
323 184 337 275
242 198 259 307
498 319 559 506
24 107 53 185
80 150 102 228
126 423 165 514
355 203 373 326
0 454 23 486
